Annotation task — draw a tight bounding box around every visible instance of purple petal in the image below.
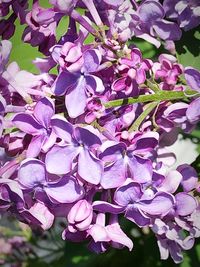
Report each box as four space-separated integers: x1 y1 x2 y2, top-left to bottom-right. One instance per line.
177 164 198 192
75 126 102 147
65 76 88 118
51 115 74 143
135 32 161 48
158 170 182 193
13 113 44 135
112 77 126 92
152 219 168 235
164 102 188 123
157 238 169 260
0 178 24 203
88 240 107 253
138 1 164 23
128 155 152 183
0 40 12 73
106 223 133 251
168 241 183 264
125 207 150 227
21 202 54 230
85 74 105 93
42 131 57 152
181 236 195 250
82 49 101 73
45 175 84 204
68 200 92 224
186 97 200 123
138 192 175 216
102 0 123 6
179 6 200 31
92 201 124 214
135 68 146 84
26 134 46 158
49 44 62 63
18 159 46 188
156 148 176 166
88 224 110 242
132 132 159 153
78 149 103 185
100 142 126 162
114 182 143 207
62 228 87 242
49 0 77 13
0 95 6 114
175 192 197 216
34 97 55 128
51 71 78 95
101 158 126 189
152 20 182 40
45 145 79 175
131 49 143 65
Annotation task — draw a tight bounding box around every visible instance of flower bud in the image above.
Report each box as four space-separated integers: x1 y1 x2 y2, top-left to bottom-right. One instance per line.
68 200 93 231
59 42 83 72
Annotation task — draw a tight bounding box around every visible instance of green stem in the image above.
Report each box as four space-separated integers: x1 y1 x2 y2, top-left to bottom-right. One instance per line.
104 90 198 109
146 80 160 93
129 102 158 132
152 103 160 130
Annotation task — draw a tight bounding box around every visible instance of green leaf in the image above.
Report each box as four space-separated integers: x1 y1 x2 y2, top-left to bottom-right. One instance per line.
176 28 200 69
128 37 157 58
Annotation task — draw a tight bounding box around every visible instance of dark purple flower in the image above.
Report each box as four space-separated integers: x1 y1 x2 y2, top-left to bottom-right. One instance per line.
112 48 152 95
52 48 105 117
22 2 58 55
13 97 56 157
0 178 25 211
0 0 13 17
135 0 182 45
163 0 200 31
99 104 141 136
85 97 105 123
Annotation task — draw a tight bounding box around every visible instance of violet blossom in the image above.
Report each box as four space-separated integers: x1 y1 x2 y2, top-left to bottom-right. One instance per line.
163 0 200 31
0 0 200 263
52 47 105 118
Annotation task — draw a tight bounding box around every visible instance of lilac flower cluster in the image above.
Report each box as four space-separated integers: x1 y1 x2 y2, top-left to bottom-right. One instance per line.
1 0 200 264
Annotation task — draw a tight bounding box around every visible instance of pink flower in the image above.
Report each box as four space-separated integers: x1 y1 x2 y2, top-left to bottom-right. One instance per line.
153 54 183 85
112 48 152 95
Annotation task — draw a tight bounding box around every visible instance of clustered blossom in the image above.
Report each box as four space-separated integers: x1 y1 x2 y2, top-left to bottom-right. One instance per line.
0 0 200 264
